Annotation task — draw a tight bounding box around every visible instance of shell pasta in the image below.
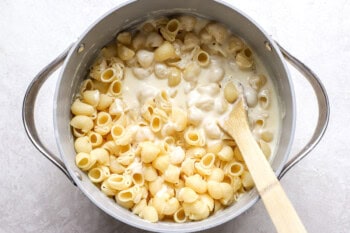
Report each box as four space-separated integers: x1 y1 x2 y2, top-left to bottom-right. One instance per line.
70 15 280 223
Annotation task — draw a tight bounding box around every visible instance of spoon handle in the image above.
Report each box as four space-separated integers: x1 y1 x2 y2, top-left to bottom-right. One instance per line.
223 114 307 233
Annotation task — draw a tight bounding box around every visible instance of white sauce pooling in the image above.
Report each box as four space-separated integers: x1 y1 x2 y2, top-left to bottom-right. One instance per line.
121 55 280 156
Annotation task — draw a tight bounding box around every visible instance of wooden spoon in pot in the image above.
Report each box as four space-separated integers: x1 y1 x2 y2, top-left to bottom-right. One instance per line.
218 97 307 233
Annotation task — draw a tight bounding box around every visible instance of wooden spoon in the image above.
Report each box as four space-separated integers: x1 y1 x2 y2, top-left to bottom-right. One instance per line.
218 97 307 233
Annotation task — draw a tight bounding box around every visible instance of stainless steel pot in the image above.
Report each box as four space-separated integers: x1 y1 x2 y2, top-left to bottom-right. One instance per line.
22 0 330 232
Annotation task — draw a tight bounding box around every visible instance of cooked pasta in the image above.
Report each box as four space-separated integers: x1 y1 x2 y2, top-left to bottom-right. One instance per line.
261 130 274 142
154 63 170 79
154 41 176 62
79 79 94 94
97 94 114 111
227 36 244 54
92 80 110 93
177 187 198 203
94 112 112 135
183 61 201 82
184 127 205 146
145 32 164 48
117 152 135 166
117 43 135 61
184 32 200 50
132 198 147 215
70 115 94 134
152 154 169 173
199 153 215 169
108 79 122 96
225 161 244 176
88 131 103 148
74 136 92 153
185 174 207 194
249 74 267 90
136 49 154 68
88 166 110 183
160 19 181 42
195 50 210 67
101 180 117 196
91 148 109 166
208 167 224 182
71 99 95 116
163 164 180 184
178 15 196 32
143 164 158 181
258 88 270 109
182 198 210 220
150 115 162 132
241 171 254 189
223 81 238 103
117 31 132 45
75 152 96 171
166 19 181 36
205 23 228 44
140 206 159 223
100 68 117 83
181 157 195 176
217 145 234 161
70 14 279 223
140 141 160 163
236 47 254 69
167 67 182 87
173 207 187 223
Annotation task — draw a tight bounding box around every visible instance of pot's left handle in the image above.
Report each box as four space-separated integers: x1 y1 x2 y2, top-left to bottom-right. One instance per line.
22 45 76 185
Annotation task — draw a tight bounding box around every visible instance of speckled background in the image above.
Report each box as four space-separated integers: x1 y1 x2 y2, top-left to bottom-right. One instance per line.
0 0 349 232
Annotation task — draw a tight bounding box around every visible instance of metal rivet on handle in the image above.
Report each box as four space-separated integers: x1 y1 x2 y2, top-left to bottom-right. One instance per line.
74 171 82 180
77 44 85 53
265 41 272 52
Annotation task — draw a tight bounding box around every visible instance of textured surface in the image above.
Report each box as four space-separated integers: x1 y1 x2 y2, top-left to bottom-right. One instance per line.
0 0 349 232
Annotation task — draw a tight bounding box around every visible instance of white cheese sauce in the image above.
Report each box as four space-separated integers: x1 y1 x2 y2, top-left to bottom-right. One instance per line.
121 54 280 159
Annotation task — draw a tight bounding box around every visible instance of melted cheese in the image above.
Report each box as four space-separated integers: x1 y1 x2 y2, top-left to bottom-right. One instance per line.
121 55 280 157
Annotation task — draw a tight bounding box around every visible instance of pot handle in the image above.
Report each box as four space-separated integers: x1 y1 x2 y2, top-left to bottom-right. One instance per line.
276 42 330 179
22 44 76 185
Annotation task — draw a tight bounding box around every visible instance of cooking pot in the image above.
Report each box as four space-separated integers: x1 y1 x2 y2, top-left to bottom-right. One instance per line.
23 0 330 232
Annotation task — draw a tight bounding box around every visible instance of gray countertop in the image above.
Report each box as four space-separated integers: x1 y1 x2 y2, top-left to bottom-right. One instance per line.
0 0 349 232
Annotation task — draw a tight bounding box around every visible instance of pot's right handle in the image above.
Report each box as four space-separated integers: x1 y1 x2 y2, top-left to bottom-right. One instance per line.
276 42 330 179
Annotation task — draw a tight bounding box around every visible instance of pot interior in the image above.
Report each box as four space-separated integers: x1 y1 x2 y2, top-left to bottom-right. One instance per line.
54 0 295 232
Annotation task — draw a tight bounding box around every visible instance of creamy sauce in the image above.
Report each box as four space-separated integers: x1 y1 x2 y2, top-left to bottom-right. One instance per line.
121 55 280 158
